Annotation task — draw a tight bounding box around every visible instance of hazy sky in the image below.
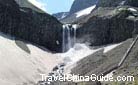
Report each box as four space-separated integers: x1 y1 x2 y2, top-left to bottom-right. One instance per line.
46 0 74 14
29 0 74 14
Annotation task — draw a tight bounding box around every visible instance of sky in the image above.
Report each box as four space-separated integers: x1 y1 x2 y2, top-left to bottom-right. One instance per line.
28 0 74 14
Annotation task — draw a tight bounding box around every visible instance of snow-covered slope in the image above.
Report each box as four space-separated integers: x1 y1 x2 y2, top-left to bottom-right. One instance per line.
69 0 98 14
55 43 122 74
61 5 97 23
103 43 122 53
15 0 46 13
28 0 46 12
0 33 62 85
75 5 96 17
0 32 123 85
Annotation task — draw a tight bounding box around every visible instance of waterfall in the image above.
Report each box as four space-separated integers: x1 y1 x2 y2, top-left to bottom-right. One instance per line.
62 24 77 52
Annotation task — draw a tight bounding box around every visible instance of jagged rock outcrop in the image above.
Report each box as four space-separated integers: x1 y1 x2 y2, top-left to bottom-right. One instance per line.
97 0 138 7
76 7 138 46
69 0 97 15
97 0 126 7
0 0 63 52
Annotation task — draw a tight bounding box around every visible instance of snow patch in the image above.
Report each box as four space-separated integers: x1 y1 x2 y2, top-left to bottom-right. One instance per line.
128 8 137 12
119 0 126 5
61 13 67 19
76 5 96 18
56 43 100 64
20 8 27 12
104 43 122 53
28 0 46 11
55 43 100 74
0 33 61 85
56 40 60 45
62 43 122 73
72 24 78 29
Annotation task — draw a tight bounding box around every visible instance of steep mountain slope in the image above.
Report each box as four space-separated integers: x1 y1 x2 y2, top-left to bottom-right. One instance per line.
69 37 138 85
15 0 45 13
0 32 62 85
0 0 63 52
61 5 96 24
60 0 97 23
58 0 138 84
76 6 138 46
69 0 97 15
62 0 138 48
60 0 138 49
97 0 138 7
62 0 138 24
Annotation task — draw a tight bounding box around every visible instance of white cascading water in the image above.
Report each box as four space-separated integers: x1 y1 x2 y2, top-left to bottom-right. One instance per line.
62 24 77 52
61 24 100 64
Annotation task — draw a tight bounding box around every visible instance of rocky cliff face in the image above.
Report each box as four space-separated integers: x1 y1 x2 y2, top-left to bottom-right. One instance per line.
63 0 138 24
71 0 138 47
0 0 63 52
69 0 97 15
76 7 138 46
125 0 138 7
61 0 138 50
97 0 125 7
97 0 138 7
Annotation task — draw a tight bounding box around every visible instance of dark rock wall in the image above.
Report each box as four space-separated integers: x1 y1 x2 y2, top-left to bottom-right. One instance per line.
77 16 135 46
97 0 125 7
69 0 138 15
76 6 138 46
125 0 138 7
97 0 138 7
0 0 20 35
0 0 63 52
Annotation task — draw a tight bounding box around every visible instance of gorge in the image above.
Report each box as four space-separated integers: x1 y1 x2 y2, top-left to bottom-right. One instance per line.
0 0 138 85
